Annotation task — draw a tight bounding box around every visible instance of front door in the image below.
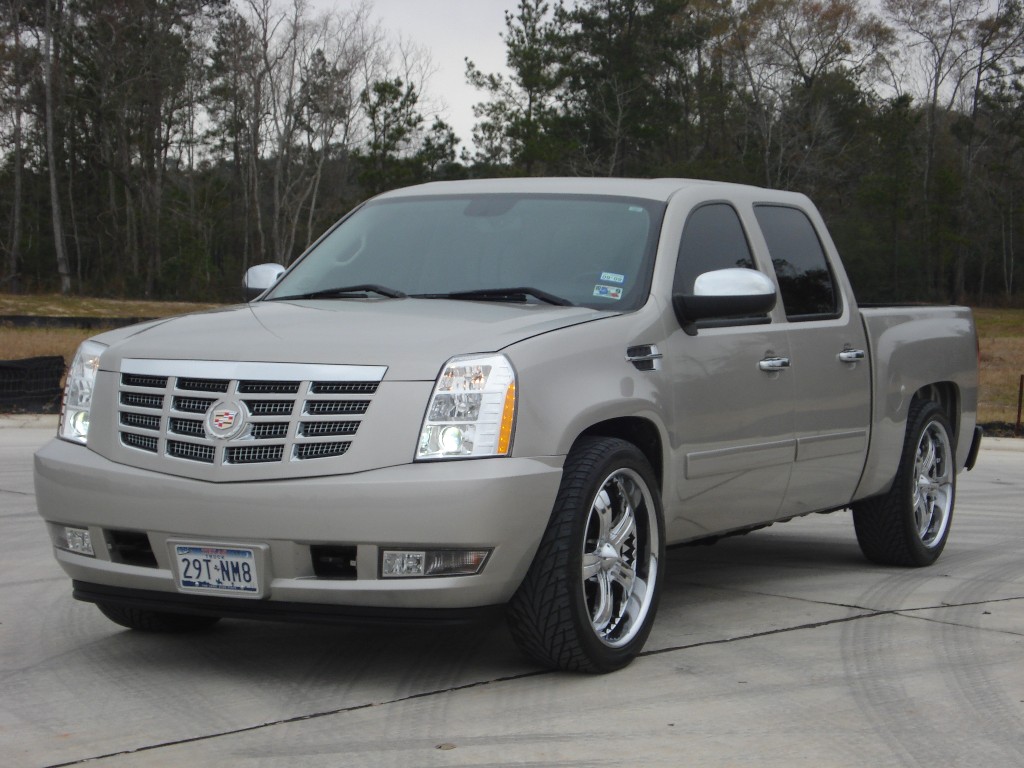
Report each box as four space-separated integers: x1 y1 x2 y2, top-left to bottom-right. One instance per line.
663 203 795 541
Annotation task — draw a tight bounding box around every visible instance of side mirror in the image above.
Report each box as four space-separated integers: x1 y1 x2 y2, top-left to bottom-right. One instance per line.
673 268 777 326
243 263 286 301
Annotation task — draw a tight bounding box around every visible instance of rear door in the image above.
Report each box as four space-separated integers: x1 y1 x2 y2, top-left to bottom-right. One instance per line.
752 205 871 515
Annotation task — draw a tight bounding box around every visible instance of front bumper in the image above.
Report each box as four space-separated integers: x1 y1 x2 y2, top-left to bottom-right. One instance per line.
71 581 505 625
35 439 564 612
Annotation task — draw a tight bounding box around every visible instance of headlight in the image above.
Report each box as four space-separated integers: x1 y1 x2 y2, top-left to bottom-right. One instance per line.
417 354 517 460
59 340 106 445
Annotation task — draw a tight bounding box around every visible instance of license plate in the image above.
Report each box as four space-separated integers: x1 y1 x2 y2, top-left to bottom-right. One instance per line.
174 544 260 595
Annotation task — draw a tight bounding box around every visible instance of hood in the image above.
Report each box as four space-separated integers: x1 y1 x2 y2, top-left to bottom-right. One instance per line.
95 298 616 380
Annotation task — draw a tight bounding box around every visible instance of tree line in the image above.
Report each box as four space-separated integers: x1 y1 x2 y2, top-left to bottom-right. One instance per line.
1 0 1023 305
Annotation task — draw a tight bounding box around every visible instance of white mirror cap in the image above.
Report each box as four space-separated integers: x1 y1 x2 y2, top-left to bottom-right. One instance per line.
693 268 775 297
244 263 286 293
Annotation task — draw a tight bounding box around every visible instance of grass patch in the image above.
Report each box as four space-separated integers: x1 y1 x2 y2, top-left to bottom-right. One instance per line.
0 293 222 370
0 293 221 318
973 307 1024 338
0 326 117 365
0 294 221 372
975 308 1024 430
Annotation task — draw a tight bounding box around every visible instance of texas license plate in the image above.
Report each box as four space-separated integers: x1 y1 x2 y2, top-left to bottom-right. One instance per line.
174 544 260 595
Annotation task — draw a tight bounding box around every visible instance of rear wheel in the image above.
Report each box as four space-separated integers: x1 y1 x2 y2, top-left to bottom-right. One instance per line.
853 400 956 566
508 437 665 672
97 603 221 633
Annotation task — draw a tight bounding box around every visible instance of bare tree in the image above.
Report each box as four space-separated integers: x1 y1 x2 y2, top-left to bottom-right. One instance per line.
882 0 986 295
728 0 892 189
226 0 383 265
953 0 1024 300
0 0 29 291
883 0 1024 299
299 4 380 245
43 0 71 294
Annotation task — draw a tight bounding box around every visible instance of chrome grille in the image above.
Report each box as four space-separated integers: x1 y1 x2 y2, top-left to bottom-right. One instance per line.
122 373 168 389
299 420 359 437
121 391 163 409
168 440 216 463
121 412 160 431
250 423 289 439
178 378 229 393
168 417 204 436
311 382 379 394
116 362 383 470
174 396 214 414
122 432 158 452
239 381 300 394
226 444 285 464
295 441 351 460
306 401 369 415
245 400 294 416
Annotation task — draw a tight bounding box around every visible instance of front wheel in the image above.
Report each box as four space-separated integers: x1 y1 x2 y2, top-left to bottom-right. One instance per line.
507 437 665 673
853 400 956 567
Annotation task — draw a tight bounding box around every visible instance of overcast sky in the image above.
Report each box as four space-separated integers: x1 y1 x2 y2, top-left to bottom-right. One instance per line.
356 0 513 149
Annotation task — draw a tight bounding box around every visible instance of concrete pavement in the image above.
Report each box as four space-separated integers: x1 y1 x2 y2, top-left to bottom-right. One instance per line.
2 419 1022 767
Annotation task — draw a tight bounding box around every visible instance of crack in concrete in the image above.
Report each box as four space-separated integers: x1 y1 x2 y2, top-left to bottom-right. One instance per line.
42 670 548 768
42 595 1024 767
894 595 1024 637
0 487 33 496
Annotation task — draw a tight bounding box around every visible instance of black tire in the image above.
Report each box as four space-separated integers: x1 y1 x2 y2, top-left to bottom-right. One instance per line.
96 603 221 633
507 437 665 673
852 400 956 567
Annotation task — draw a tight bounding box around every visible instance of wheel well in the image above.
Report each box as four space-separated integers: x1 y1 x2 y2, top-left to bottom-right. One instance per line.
577 418 664 492
911 382 960 439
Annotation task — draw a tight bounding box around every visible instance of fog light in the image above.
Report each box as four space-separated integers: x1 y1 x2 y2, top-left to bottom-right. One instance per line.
381 549 490 578
382 551 426 577
52 524 95 557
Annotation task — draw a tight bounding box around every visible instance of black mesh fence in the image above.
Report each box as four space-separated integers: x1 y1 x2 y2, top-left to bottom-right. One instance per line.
0 357 66 411
1 314 142 414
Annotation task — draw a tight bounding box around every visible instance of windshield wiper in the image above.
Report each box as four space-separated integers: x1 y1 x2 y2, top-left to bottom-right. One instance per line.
271 284 407 301
415 287 574 307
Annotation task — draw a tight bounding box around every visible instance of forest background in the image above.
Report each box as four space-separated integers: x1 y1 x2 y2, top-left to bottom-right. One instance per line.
1 0 1023 306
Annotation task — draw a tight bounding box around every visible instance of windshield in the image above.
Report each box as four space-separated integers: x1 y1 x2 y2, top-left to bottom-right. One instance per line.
266 194 665 311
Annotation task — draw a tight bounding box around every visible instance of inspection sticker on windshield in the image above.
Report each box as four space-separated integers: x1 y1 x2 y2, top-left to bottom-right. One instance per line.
600 272 625 284
593 285 623 300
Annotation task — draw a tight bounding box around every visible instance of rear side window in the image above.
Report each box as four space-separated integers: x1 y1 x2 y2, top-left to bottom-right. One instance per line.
673 203 755 294
753 205 839 320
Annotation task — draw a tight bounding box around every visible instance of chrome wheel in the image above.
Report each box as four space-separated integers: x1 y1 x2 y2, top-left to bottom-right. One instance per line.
581 468 659 648
507 437 665 672
852 400 957 567
913 419 953 548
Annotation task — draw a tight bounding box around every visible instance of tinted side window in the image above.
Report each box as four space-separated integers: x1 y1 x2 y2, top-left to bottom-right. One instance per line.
753 205 838 320
673 204 755 294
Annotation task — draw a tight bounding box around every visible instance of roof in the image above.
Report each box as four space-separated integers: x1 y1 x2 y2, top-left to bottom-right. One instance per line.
375 176 771 204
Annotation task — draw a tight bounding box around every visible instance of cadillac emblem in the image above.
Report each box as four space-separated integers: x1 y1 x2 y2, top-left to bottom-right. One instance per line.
205 400 246 440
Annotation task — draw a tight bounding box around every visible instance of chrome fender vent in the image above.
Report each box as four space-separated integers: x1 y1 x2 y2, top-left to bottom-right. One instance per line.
625 344 662 372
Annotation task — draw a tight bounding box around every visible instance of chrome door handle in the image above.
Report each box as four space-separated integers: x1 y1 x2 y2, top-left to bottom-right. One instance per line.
838 349 866 363
759 357 791 372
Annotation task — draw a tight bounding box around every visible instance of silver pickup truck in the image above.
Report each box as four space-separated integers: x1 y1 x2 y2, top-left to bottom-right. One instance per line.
35 178 982 672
